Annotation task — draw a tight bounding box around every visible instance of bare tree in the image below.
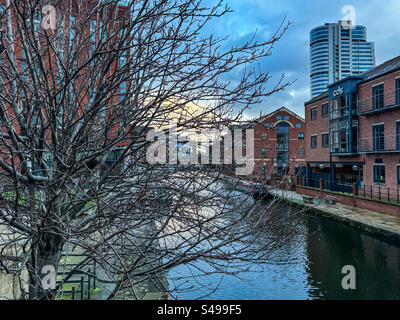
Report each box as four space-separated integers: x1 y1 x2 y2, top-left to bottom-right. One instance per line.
0 0 299 300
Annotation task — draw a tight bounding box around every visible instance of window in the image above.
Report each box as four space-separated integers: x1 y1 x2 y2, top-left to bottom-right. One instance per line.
276 116 282 120
284 115 290 120
90 19 97 42
70 16 76 39
298 132 304 140
276 122 290 166
311 135 317 148
398 166 400 186
373 124 385 151
296 123 302 128
298 148 305 157
397 122 400 150
120 82 126 101
372 84 384 109
261 148 267 158
396 79 400 105
261 132 268 141
322 133 329 148
322 103 329 118
311 107 317 120
373 165 385 184
264 122 270 127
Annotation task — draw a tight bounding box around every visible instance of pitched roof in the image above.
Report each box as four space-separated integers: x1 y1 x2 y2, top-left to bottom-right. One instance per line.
360 55 400 83
231 106 304 130
305 90 329 105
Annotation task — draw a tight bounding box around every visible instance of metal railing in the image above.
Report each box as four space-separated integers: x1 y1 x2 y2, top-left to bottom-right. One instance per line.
298 178 400 204
299 178 354 195
360 184 400 204
358 88 400 114
358 134 400 153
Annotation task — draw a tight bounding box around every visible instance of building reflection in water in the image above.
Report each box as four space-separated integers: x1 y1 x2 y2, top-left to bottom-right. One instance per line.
304 213 400 299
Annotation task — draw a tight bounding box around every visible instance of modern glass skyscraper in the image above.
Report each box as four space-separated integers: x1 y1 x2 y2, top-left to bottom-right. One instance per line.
310 20 376 98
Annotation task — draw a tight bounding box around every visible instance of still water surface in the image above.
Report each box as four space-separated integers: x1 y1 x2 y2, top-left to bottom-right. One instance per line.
168 202 400 300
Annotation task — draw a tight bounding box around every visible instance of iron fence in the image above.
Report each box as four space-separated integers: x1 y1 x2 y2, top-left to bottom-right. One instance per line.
360 184 400 204
298 177 400 205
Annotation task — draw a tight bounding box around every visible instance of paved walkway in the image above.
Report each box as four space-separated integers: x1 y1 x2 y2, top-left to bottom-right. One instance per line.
269 188 400 243
213 172 400 243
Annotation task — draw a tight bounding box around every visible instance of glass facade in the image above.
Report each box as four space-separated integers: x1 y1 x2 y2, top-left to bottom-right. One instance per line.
330 91 358 154
310 22 375 98
276 122 290 167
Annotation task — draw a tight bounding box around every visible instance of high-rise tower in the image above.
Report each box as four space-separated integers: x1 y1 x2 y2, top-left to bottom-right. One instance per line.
310 20 376 98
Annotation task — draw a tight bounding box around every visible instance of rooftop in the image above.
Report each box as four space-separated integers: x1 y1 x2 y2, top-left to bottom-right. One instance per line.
359 55 400 84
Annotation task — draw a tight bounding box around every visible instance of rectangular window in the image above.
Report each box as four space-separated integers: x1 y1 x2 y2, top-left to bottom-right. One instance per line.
296 123 302 128
397 122 400 150
311 135 317 149
276 115 282 120
398 166 400 186
298 132 304 140
298 148 304 157
261 148 267 158
261 132 268 141
396 79 400 105
372 84 384 109
374 165 385 184
120 82 126 101
322 133 329 148
373 124 385 151
90 19 97 42
284 115 290 120
70 16 76 40
322 103 329 118
311 107 317 120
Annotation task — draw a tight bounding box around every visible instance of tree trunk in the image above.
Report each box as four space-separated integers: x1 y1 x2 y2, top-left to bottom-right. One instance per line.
27 232 64 300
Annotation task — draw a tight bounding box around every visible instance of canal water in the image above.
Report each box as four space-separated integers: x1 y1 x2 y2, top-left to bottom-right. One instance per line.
168 201 400 300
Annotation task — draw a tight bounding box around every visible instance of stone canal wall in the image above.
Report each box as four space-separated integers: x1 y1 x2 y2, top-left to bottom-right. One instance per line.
296 185 400 218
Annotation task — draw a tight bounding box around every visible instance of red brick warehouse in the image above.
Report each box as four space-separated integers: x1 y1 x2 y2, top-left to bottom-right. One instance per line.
232 107 306 180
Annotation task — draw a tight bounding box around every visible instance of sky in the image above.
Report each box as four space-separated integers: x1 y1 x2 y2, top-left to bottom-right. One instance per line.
205 0 400 119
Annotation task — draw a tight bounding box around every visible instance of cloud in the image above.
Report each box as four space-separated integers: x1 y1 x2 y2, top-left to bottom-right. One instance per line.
203 0 400 119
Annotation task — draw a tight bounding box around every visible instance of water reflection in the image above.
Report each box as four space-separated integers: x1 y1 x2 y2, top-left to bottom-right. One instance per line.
169 201 400 300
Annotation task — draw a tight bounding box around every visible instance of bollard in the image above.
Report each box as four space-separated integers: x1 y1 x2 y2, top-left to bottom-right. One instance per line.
319 178 324 191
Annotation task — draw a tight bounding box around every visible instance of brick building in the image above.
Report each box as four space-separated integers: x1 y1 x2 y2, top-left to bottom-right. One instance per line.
227 107 306 179
305 55 400 197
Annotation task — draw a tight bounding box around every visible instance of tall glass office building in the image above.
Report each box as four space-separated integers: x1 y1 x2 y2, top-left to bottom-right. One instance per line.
310 20 376 98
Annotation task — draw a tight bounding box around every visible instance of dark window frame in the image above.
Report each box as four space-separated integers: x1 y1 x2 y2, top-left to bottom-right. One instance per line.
373 165 385 184
373 124 385 151
310 107 317 121
261 148 267 159
322 133 329 148
322 103 329 118
311 135 317 149
372 84 384 109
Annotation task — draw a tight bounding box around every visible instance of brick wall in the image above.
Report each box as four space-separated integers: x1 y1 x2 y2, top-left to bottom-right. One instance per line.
252 108 305 176
305 97 330 162
296 185 400 217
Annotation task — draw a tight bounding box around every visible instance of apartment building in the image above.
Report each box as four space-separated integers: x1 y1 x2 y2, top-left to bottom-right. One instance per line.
305 55 400 196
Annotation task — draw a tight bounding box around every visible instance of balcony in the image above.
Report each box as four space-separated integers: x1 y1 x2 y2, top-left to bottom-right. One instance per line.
358 134 400 153
331 143 359 156
358 88 400 115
